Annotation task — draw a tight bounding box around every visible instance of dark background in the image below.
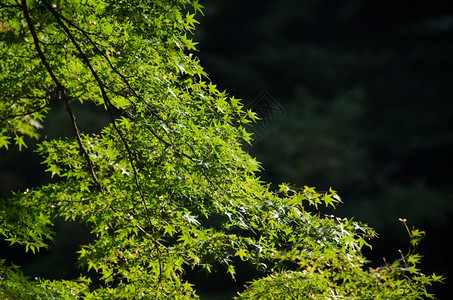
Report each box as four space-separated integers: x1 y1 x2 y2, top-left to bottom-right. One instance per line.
194 0 453 298
1 0 452 299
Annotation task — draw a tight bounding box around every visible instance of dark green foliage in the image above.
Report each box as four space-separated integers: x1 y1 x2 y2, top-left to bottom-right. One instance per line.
197 1 452 297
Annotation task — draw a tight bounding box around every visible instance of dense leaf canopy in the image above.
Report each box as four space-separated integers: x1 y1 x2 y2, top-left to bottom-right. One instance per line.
0 0 443 298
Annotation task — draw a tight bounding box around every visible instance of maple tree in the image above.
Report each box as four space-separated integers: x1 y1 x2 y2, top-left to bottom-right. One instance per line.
0 1 442 298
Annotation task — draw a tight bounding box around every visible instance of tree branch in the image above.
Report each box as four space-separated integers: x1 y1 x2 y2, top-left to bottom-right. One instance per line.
0 100 50 122
50 5 165 124
0 3 20 9
40 0 151 222
21 0 102 191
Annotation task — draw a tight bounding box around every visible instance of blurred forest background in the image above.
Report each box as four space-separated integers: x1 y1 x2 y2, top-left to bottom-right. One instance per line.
1 0 452 299
194 0 453 298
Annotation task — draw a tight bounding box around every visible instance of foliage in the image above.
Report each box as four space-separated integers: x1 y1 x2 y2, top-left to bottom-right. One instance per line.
238 218 444 299
0 0 443 298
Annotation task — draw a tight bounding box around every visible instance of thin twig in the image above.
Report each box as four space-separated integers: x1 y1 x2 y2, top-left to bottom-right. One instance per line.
0 101 50 122
0 3 20 9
